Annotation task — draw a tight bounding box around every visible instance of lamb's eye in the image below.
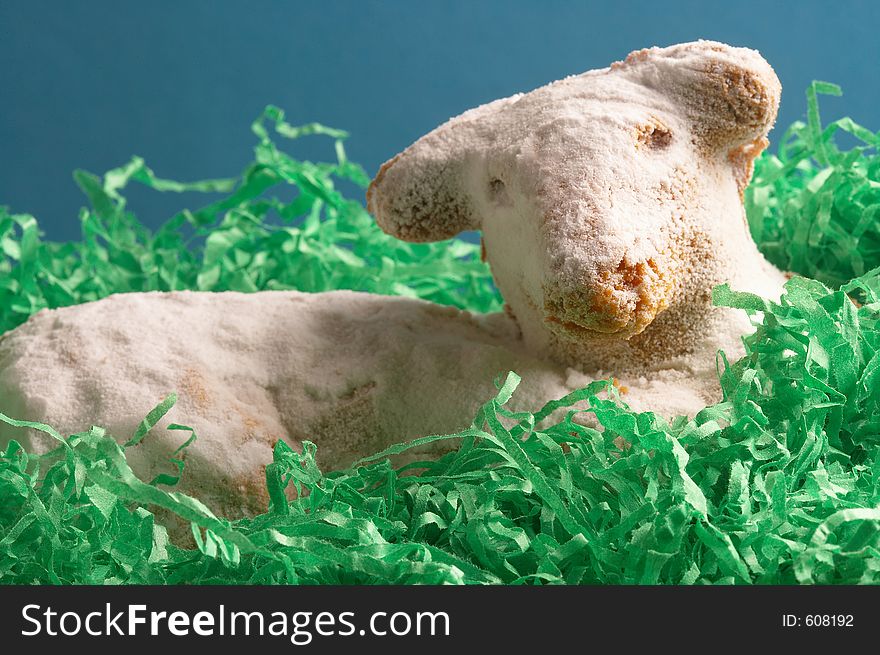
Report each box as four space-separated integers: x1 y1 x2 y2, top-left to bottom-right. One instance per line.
487 177 511 205
636 122 672 150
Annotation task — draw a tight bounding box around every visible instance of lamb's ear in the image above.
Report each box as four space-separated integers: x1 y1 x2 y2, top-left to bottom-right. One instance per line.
621 41 780 190
367 101 503 242
628 41 780 148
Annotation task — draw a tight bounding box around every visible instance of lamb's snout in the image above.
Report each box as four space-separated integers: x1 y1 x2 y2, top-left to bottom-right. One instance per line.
542 255 676 340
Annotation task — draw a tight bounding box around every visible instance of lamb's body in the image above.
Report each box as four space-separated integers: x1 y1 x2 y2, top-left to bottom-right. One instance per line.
0 40 789 524
0 289 723 517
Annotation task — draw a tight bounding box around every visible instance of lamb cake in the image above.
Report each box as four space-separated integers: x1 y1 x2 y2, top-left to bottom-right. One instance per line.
0 40 786 522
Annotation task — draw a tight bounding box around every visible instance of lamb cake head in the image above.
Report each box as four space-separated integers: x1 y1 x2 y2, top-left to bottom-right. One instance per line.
368 40 787 371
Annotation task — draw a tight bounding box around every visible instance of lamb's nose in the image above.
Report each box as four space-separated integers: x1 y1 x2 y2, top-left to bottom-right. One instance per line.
543 257 674 339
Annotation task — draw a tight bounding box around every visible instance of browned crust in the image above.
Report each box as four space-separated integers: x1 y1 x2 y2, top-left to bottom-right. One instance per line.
634 118 673 150
366 152 402 216
727 136 769 200
178 367 211 411
544 256 674 339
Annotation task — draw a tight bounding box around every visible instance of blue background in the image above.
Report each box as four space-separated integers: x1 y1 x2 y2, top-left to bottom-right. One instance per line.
1 0 878 241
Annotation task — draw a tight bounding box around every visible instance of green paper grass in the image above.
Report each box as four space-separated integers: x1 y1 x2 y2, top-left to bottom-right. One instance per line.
1 86 880 585
746 81 880 288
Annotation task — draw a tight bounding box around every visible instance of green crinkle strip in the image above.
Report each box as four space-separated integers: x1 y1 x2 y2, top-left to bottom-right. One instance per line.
1 86 880 585
745 81 880 288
